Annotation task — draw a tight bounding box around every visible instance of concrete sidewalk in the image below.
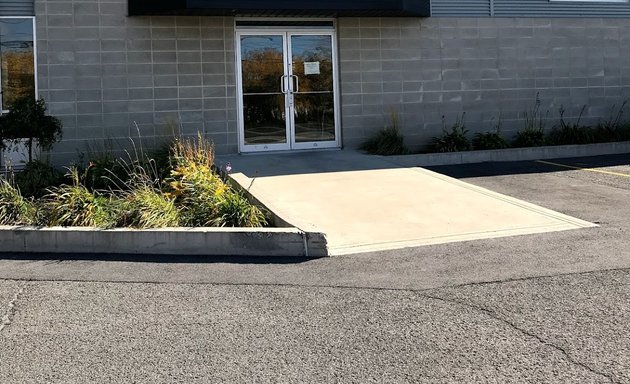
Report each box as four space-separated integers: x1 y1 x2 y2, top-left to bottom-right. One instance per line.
218 150 596 255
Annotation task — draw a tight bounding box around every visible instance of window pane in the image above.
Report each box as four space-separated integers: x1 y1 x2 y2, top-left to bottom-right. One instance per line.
0 18 35 110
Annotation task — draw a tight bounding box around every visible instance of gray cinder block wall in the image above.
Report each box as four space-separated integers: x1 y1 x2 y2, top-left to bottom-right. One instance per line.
35 0 630 160
36 0 237 164
338 17 630 151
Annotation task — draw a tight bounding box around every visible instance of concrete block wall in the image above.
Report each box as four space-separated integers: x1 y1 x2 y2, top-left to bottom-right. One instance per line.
338 17 630 151
36 0 237 164
35 2 630 159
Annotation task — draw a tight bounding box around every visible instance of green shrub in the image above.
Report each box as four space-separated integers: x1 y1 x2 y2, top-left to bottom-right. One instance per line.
145 141 174 181
168 146 223 227
431 114 471 152
121 137 174 188
473 132 510 150
595 123 630 143
167 135 267 227
81 136 175 193
546 105 595 145
546 126 594 145
0 179 37 225
44 168 117 228
82 142 179 228
214 189 268 228
618 122 630 141
513 93 548 148
84 154 129 192
360 127 408 156
594 101 630 143
360 110 408 156
14 160 64 198
0 132 269 228
472 118 509 150
123 185 180 229
513 129 545 147
170 133 215 169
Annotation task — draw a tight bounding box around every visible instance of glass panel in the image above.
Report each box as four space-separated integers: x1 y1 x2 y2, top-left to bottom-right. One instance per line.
293 93 335 143
243 94 287 144
291 35 335 143
0 18 35 110
240 35 288 145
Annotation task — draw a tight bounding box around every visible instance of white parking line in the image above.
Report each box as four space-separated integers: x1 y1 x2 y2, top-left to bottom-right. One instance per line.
536 160 630 178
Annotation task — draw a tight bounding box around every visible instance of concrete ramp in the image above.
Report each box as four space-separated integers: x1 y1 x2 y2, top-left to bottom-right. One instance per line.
220 151 596 256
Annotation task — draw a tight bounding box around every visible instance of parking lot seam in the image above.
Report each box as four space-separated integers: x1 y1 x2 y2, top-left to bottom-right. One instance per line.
0 265 629 293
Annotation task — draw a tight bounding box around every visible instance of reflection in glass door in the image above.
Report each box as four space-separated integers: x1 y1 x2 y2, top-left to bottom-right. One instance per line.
237 29 339 152
289 34 336 148
239 35 289 150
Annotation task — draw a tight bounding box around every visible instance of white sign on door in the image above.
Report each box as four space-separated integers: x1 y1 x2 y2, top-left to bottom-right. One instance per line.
304 61 320 75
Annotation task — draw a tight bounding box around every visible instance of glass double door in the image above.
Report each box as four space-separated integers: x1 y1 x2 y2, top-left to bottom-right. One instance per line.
236 30 339 152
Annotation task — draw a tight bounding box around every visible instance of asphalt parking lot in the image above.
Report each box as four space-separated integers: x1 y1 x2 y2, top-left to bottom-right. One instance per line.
0 154 629 383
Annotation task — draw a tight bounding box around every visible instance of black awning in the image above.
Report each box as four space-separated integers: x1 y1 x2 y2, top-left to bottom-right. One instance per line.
128 0 430 17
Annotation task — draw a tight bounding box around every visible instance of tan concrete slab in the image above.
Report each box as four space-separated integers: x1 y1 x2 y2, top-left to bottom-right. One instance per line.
221 151 596 256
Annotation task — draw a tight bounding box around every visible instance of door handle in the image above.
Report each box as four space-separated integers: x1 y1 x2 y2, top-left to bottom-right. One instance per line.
280 75 288 94
291 75 299 93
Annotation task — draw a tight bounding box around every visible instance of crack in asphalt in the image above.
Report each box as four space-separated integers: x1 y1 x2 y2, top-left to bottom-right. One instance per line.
0 268 626 381
0 283 26 334
420 292 618 384
425 266 630 292
0 264 628 293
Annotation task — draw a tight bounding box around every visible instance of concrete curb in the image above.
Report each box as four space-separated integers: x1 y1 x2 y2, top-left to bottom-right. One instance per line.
0 226 329 258
385 141 630 167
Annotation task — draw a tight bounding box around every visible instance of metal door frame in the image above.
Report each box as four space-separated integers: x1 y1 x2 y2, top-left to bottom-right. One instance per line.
235 25 341 153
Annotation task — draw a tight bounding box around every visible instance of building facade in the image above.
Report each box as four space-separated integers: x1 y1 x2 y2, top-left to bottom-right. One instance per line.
1 0 630 163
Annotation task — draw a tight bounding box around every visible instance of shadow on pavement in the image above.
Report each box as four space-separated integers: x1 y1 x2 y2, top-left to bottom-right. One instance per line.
218 150 630 179
0 252 316 265
217 150 397 178
427 153 630 179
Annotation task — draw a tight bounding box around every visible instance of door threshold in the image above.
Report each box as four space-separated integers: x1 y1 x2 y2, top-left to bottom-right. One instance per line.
238 147 342 156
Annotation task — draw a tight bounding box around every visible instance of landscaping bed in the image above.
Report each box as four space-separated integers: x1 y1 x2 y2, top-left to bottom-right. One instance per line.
361 99 630 162
0 135 268 230
0 135 332 257
0 98 268 231
385 141 630 167
0 97 332 257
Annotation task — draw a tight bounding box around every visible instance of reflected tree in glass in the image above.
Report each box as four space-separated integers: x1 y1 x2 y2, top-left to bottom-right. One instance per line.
291 35 335 143
0 19 35 110
241 36 287 145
